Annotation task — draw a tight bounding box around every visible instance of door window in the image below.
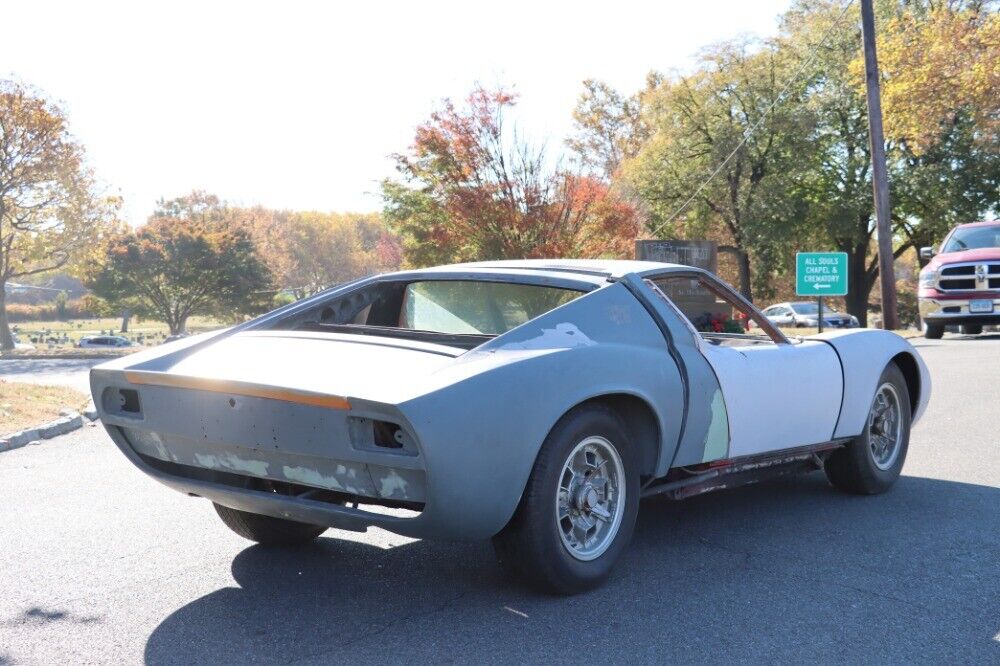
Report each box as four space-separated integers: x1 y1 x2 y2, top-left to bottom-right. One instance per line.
647 275 786 347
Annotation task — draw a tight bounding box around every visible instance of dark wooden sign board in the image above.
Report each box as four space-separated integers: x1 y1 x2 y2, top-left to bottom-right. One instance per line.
635 240 718 273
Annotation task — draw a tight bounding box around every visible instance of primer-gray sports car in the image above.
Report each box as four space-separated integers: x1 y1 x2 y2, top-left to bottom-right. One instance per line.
91 260 930 593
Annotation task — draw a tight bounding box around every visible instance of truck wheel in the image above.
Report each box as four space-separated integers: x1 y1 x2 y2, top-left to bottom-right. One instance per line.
213 503 327 545
492 404 639 594
825 363 911 495
922 322 944 339
959 324 982 335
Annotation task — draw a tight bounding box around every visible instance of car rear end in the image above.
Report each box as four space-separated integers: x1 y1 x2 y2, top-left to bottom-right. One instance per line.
91 331 454 537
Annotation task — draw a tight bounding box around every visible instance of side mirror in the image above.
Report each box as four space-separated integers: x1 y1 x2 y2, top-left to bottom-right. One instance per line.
919 246 936 260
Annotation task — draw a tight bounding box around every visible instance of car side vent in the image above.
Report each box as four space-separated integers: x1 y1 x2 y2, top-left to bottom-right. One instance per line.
102 387 143 418
348 416 417 456
373 420 404 448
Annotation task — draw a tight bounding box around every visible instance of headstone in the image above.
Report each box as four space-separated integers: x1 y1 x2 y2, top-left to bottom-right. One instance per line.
635 240 718 273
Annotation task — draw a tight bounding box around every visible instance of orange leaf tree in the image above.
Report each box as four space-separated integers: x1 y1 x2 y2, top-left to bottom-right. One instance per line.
382 87 639 267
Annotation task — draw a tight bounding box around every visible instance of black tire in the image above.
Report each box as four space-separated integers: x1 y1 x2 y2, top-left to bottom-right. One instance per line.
825 363 911 495
213 503 327 545
923 322 944 339
492 404 640 595
959 324 982 335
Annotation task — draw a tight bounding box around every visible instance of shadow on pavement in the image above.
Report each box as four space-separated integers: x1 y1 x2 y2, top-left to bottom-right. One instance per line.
144 473 1000 664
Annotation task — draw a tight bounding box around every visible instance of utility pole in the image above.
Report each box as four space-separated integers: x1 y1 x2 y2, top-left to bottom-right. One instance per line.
860 0 899 330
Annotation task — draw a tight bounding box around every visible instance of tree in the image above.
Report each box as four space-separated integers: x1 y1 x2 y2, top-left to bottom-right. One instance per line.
88 215 272 334
876 1 999 154
150 191 401 299
779 0 884 322
622 41 813 300
281 212 400 297
781 0 999 323
0 80 120 350
567 77 656 179
382 86 639 266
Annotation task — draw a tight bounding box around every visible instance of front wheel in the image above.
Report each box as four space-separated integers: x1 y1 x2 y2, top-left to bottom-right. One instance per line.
214 503 327 545
923 321 944 339
959 324 982 335
492 404 639 594
825 363 911 494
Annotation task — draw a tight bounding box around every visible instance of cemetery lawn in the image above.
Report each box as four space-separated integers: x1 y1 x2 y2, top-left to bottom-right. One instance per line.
10 316 226 348
0 381 89 435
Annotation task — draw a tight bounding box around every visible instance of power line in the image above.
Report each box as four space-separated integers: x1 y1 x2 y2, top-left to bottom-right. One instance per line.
647 0 858 239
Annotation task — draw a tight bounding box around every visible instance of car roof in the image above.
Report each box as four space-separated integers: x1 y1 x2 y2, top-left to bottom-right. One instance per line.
383 259 691 286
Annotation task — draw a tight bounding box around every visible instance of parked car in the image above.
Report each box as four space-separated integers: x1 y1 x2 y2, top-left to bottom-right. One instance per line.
78 335 133 349
760 302 860 329
91 260 929 593
919 220 1000 338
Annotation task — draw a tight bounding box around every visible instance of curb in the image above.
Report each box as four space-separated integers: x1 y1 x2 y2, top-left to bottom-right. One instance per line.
0 403 98 453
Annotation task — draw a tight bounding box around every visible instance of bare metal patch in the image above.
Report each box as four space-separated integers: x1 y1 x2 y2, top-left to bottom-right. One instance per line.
376 468 410 498
282 465 345 491
702 388 730 462
218 454 270 476
194 453 220 469
500 323 596 351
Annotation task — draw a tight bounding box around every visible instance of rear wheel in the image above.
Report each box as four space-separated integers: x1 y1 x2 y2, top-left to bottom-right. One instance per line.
213 503 327 545
922 322 944 339
959 324 982 335
825 363 911 494
492 404 639 594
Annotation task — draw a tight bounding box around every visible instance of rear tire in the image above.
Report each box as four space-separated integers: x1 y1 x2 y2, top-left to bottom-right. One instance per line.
213 503 327 545
825 363 911 495
492 404 640 595
959 324 982 335
923 322 944 339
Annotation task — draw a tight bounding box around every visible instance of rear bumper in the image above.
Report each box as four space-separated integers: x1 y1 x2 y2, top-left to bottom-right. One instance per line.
91 368 496 541
104 424 426 534
919 294 1000 325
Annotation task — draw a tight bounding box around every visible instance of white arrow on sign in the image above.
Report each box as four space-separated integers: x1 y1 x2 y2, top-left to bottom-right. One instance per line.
813 283 831 289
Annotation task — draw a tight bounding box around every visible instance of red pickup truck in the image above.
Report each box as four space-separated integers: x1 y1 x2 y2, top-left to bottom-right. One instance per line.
919 221 1000 339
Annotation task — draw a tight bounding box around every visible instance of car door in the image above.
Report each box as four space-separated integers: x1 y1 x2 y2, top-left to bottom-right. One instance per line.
647 273 844 459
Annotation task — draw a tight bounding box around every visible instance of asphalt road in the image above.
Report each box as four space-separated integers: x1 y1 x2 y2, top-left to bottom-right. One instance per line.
1 336 998 664
0 358 102 394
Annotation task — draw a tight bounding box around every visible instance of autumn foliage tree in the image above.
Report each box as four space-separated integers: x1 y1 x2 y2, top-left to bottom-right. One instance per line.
0 79 120 350
127 191 401 304
876 1 999 154
88 212 273 334
382 87 639 266
279 212 402 297
621 41 813 301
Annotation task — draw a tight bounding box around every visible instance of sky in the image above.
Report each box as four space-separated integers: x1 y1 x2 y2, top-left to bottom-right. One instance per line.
1 0 792 227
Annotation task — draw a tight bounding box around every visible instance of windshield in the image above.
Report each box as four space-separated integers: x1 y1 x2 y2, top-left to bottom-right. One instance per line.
790 303 819 315
942 226 1000 252
400 280 581 335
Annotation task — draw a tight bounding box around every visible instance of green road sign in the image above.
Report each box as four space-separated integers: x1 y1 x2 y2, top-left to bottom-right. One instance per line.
796 252 848 296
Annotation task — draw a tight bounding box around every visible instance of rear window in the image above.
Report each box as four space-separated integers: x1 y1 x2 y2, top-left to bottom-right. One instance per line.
400 281 581 335
290 278 586 349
